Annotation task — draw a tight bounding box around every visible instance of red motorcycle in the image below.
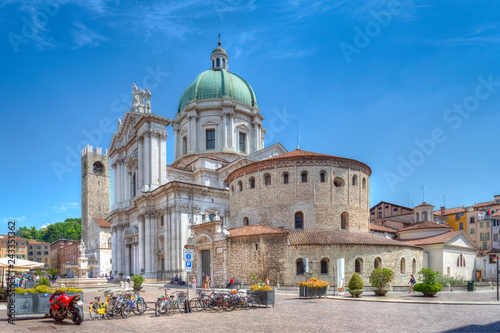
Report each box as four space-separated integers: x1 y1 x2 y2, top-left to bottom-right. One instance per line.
49 290 84 325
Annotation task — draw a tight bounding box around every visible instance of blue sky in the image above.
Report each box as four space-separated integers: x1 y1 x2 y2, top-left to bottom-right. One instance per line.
1 0 499 234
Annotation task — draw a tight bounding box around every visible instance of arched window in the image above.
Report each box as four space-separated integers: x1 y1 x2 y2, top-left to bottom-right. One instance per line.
416 212 419 222
301 171 308 183
264 173 271 186
400 258 406 274
393 208 398 212
412 258 416 274
296 259 304 275
238 181 243 192
352 175 358 186
222 58 225 68
249 177 255 189
212 59 214 68
93 161 104 175
243 217 249 226
231 185 234 194
457 254 465 267
283 172 289 184
295 211 303 229
216 58 220 67
355 257 363 274
341 212 349 230
321 258 329 274
362 178 366 189
374 257 382 269
334 177 344 188
422 211 428 221
320 171 326 183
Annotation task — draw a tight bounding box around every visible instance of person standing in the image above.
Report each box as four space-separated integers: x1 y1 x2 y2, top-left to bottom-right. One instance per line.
408 274 416 293
191 276 196 290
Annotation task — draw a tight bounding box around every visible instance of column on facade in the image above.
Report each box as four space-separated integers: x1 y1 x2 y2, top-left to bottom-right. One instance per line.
116 161 121 203
144 132 151 190
177 212 182 273
150 214 157 275
138 216 145 273
193 115 198 153
150 134 159 187
138 137 143 190
116 226 123 274
127 171 132 202
160 133 167 185
258 124 263 150
228 114 234 149
171 212 178 273
145 214 152 275
173 123 180 160
164 213 169 273
112 164 117 205
222 114 228 148
111 227 116 273
253 122 258 153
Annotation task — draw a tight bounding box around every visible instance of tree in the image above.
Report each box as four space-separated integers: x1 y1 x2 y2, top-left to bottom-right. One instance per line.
369 268 394 290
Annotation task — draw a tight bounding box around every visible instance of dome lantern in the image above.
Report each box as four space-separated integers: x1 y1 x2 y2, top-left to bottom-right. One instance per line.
211 36 228 71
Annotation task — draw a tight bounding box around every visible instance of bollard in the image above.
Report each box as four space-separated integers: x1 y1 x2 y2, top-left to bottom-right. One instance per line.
489 282 493 290
125 282 130 290
277 282 280 290
446 283 450 292
388 284 392 292
120 281 124 289
60 284 65 288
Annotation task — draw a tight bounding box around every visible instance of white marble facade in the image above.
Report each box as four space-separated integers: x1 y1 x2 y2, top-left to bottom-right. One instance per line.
107 78 284 278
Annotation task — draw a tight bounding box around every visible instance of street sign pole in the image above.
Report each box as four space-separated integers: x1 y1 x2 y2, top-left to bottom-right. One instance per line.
496 255 498 301
183 249 194 313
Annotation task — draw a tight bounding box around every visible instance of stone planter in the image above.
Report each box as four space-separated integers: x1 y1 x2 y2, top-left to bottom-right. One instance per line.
373 289 388 296
299 286 328 298
133 286 142 291
9 292 84 315
348 290 363 298
252 289 275 307
422 291 437 297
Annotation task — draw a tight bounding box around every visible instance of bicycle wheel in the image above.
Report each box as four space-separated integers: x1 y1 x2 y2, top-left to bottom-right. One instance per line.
235 297 246 310
222 296 235 312
105 300 117 319
121 303 132 319
165 300 174 316
134 298 147 315
178 299 186 314
89 302 100 320
190 297 202 312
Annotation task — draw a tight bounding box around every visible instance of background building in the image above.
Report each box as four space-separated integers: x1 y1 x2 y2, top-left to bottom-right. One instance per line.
27 240 51 268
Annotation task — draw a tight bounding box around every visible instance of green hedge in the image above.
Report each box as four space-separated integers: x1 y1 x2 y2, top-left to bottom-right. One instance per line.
413 283 443 293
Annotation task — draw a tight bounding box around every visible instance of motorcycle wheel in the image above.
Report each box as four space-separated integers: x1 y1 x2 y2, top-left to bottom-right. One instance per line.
71 307 84 325
50 308 64 322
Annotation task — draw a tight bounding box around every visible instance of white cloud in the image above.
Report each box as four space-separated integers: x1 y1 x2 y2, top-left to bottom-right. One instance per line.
40 223 50 229
52 202 79 213
1 216 26 223
70 22 107 48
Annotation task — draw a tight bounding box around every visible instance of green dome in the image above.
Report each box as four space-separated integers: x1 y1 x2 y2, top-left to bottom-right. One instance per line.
178 69 258 112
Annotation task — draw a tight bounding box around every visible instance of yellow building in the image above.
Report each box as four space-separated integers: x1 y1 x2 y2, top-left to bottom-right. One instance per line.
434 207 467 232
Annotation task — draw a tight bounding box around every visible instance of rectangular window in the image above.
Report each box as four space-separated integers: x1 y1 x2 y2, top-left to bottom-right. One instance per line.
37 258 41 262
182 136 187 155
459 223 463 230
470 217 475 224
455 214 460 220
37 251 41 255
44 251 48 255
486 221 490 227
494 234 499 242
483 242 487 250
470 228 474 234
161 215 164 226
29 245 33 249
206 130 215 150
37 245 41 249
480 222 484 228
239 132 246 152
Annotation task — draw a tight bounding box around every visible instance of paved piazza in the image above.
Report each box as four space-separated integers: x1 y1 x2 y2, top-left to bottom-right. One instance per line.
1 285 500 332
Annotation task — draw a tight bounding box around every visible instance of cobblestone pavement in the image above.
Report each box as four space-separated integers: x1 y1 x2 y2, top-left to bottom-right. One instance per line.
1 285 499 332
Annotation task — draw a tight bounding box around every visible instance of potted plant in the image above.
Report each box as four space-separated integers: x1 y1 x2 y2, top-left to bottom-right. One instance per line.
11 285 83 315
131 274 145 291
413 268 442 297
119 272 124 280
140 269 145 276
298 277 330 298
249 273 274 307
347 273 364 297
369 268 393 296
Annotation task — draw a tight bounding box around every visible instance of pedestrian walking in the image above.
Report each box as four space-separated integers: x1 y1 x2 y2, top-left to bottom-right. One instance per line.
409 274 416 293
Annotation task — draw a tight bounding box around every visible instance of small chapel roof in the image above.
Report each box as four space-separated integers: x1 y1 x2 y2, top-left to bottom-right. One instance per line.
433 206 466 215
93 218 111 228
288 230 419 247
369 223 398 233
400 221 452 231
228 225 289 238
401 230 461 246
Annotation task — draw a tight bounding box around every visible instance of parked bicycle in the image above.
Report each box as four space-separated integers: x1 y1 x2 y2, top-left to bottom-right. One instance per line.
89 289 113 320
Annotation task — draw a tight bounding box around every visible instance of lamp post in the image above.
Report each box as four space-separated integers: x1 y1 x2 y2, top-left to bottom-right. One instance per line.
483 259 486 282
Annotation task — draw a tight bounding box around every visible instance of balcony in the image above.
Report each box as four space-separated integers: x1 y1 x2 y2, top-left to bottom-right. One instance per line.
479 215 492 221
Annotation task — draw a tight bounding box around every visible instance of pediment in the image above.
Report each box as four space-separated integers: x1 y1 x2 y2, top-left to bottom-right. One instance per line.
445 232 477 249
202 120 219 127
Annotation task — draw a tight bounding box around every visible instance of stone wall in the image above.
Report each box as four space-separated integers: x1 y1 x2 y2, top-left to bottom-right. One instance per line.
229 161 370 233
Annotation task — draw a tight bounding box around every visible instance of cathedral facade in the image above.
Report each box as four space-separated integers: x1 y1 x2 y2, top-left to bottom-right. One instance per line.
104 42 422 285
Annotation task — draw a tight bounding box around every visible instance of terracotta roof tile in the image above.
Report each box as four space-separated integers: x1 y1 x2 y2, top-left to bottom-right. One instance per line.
474 201 494 209
400 221 452 231
94 218 111 228
401 230 461 246
370 224 398 233
491 211 500 217
228 225 289 238
433 207 466 215
288 230 418 247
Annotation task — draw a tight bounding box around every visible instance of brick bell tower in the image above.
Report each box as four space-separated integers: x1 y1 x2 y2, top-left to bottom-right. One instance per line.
81 145 111 248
